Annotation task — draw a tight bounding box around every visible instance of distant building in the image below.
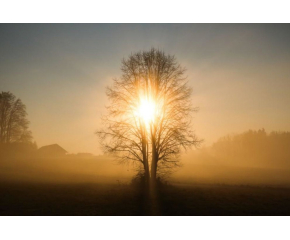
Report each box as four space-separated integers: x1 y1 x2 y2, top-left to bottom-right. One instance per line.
37 144 67 158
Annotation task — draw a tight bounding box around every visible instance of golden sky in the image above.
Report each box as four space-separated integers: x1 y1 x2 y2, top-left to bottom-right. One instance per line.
1 24 289 154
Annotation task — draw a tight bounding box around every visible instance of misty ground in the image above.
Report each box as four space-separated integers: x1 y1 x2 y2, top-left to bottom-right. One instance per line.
1 182 290 216
1 156 290 216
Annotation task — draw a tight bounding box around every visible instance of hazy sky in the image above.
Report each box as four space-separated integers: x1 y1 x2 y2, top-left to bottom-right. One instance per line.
1 24 290 154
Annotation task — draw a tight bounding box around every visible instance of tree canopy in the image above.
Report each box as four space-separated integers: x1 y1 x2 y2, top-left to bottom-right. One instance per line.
0 91 32 144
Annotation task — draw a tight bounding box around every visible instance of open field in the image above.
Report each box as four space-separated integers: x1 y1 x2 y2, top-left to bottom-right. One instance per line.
1 156 290 216
1 181 290 216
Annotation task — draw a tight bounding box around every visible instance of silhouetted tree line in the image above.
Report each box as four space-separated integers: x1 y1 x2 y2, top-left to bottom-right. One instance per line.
211 129 290 168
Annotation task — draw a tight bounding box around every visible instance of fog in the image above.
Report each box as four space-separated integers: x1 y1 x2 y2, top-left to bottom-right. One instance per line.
1 129 290 187
0 154 134 184
173 129 290 186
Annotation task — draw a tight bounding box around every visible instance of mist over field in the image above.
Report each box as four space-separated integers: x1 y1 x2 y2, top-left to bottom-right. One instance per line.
1 129 290 187
0 150 133 184
174 129 290 186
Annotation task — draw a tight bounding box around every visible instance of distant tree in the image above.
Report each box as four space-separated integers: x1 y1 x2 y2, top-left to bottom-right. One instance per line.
97 49 201 187
0 91 32 143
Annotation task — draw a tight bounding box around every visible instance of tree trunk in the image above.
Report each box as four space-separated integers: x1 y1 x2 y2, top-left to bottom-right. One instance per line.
150 139 158 188
143 154 150 188
141 124 150 188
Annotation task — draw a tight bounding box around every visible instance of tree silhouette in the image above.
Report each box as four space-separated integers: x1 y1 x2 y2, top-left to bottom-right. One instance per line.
97 49 200 187
0 91 32 143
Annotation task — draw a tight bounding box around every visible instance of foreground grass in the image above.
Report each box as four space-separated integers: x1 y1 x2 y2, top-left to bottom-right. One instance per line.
1 181 290 216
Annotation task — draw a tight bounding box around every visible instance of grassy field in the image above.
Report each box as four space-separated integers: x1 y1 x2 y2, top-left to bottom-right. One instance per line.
1 181 290 216
1 156 290 215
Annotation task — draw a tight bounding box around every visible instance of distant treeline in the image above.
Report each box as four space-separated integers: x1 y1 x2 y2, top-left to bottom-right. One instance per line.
186 129 290 169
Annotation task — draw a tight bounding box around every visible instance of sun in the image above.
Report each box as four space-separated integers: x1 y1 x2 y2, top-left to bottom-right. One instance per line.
137 97 156 125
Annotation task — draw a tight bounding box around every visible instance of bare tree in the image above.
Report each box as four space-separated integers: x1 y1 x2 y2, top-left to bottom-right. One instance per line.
97 49 201 187
0 91 32 143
